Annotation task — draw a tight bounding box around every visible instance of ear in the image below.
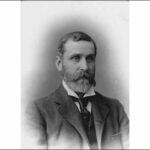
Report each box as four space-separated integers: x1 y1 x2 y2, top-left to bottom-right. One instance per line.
56 56 63 71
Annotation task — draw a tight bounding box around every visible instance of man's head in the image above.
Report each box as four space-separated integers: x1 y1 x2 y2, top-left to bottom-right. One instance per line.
56 31 97 93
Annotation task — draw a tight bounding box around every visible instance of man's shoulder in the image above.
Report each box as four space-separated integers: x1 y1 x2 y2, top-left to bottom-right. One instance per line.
95 91 128 124
95 91 124 110
32 85 65 110
33 90 58 109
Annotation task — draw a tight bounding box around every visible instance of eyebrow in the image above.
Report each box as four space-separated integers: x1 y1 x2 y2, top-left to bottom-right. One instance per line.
70 53 81 57
69 53 95 58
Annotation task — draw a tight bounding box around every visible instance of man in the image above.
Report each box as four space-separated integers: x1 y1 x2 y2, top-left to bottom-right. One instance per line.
27 31 129 149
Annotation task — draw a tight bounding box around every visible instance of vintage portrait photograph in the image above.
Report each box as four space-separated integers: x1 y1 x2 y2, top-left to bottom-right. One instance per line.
22 1 129 149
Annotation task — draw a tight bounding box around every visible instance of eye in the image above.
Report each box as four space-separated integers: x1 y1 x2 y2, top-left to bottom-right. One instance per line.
86 55 95 62
72 55 81 62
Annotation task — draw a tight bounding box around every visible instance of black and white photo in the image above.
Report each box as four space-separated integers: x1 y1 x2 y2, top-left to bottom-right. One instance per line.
22 1 129 149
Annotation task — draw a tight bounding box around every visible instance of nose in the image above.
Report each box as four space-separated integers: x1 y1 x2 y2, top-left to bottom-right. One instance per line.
80 58 88 71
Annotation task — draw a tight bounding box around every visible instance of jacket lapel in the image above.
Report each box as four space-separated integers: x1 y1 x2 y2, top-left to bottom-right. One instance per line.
52 84 110 149
54 84 89 145
91 94 109 149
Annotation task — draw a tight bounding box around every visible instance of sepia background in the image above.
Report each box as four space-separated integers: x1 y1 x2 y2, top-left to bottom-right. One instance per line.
22 1 129 147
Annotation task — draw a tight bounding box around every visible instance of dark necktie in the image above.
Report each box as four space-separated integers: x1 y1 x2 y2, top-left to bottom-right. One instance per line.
70 93 91 136
69 94 98 149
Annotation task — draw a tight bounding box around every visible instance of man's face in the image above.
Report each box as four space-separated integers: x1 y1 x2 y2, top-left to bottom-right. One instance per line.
59 39 96 93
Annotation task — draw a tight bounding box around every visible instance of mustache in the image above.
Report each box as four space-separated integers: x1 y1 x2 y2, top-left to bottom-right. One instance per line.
72 70 92 81
64 69 96 86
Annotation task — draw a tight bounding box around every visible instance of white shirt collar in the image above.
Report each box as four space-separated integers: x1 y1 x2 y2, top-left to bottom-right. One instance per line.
62 80 96 98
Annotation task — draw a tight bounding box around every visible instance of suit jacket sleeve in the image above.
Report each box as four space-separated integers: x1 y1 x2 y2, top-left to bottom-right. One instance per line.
117 100 129 149
24 100 48 149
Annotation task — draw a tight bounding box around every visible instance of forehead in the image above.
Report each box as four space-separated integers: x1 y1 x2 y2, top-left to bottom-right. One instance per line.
64 40 95 56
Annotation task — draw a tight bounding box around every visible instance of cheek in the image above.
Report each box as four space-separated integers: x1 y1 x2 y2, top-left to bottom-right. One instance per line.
63 62 78 74
88 63 95 72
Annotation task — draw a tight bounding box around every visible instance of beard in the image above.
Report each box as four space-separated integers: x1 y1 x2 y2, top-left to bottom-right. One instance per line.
63 68 96 93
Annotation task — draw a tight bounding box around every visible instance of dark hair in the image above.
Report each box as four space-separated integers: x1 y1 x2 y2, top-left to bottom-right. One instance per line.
57 31 97 56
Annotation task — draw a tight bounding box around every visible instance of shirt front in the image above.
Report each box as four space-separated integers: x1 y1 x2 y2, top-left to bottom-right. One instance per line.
62 80 96 112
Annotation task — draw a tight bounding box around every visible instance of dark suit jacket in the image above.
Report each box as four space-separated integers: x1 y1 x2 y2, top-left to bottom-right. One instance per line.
28 84 129 149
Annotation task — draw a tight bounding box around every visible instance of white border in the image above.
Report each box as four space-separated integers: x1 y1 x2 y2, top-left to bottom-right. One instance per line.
0 1 21 148
130 1 150 149
1 1 150 149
